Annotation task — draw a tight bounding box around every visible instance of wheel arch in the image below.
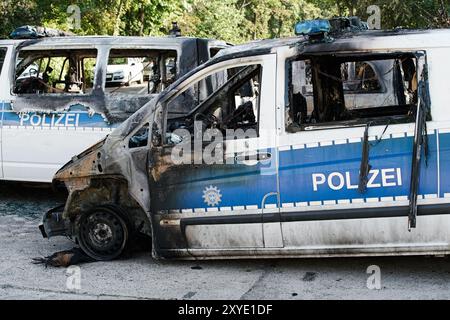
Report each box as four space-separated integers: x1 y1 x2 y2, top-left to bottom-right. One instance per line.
63 176 152 238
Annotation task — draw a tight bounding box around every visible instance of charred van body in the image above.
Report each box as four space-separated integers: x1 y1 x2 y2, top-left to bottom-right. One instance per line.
39 26 450 261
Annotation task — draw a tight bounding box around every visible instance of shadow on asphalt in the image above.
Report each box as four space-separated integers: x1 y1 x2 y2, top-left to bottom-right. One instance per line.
0 181 67 217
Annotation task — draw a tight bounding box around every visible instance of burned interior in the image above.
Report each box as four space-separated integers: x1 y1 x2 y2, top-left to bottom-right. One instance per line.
163 64 262 144
127 63 263 150
285 52 425 132
14 48 98 94
9 37 228 125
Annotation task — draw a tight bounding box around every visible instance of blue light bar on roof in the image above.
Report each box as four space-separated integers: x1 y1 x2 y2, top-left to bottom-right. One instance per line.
295 19 331 36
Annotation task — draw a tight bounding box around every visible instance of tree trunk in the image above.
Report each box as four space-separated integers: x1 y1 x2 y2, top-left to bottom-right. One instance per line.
336 2 342 16
253 11 257 40
438 0 449 27
113 0 124 36
138 4 145 36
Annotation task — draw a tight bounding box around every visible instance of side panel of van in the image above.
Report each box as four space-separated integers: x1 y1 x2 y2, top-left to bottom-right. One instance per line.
2 108 112 182
2 45 112 182
0 45 14 179
275 48 450 254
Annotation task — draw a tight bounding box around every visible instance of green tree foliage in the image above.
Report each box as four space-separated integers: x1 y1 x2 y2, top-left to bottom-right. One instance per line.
176 0 247 43
1 0 448 41
0 0 41 36
236 0 325 40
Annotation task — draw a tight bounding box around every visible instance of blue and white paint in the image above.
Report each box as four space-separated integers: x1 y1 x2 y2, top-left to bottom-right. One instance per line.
1 102 117 129
153 129 450 213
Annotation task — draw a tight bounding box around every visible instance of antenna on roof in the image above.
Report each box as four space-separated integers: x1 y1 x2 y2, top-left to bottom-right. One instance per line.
169 22 182 37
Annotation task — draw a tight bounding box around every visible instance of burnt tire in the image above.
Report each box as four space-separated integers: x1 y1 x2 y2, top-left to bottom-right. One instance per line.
77 205 130 261
125 73 132 86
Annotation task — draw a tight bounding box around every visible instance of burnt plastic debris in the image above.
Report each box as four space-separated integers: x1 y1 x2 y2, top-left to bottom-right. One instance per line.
294 17 368 39
295 19 331 36
10 26 73 39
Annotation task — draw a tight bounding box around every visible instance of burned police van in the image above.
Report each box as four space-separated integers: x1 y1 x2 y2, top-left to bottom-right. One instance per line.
40 20 450 261
0 29 228 182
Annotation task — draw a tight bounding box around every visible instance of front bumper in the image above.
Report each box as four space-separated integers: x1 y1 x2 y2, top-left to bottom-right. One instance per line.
39 205 70 238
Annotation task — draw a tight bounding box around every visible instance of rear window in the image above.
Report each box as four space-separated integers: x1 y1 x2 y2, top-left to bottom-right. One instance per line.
14 48 98 95
105 48 177 95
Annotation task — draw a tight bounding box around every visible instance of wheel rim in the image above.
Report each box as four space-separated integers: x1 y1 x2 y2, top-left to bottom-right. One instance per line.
78 209 128 261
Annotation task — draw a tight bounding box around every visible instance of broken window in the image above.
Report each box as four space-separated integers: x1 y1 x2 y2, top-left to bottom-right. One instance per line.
162 64 262 145
14 49 97 95
295 60 383 96
342 61 382 93
0 48 6 76
209 48 221 58
105 49 177 95
129 123 149 148
285 53 424 132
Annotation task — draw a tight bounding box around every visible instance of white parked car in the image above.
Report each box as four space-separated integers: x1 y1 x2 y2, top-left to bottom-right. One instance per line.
106 57 144 86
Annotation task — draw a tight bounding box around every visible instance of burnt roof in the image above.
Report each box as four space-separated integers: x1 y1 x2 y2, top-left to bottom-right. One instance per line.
0 35 229 48
216 28 450 59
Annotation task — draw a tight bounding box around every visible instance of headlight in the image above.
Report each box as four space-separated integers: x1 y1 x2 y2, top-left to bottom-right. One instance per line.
113 71 124 80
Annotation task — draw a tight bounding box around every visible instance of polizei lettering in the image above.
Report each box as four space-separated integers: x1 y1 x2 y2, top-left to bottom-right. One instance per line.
312 168 402 192
19 112 80 128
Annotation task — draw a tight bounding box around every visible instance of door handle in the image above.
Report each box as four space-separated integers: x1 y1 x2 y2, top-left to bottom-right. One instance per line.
235 152 272 166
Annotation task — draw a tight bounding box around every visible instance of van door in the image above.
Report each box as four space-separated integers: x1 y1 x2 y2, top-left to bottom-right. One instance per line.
149 55 280 252
278 52 441 253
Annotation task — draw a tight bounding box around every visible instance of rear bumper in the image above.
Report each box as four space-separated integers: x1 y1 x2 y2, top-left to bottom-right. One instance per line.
39 205 70 238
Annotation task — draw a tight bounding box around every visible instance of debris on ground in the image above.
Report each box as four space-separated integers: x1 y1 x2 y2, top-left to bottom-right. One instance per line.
32 247 94 267
31 232 152 267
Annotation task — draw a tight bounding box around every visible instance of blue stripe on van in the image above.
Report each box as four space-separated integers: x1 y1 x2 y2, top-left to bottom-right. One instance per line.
153 132 442 212
278 133 438 205
438 132 450 198
0 102 118 129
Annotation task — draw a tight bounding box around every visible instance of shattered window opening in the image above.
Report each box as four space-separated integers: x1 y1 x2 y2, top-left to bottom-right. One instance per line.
0 48 7 76
105 49 177 95
14 49 98 95
161 64 262 146
285 52 425 132
297 60 383 95
129 123 150 149
209 48 221 58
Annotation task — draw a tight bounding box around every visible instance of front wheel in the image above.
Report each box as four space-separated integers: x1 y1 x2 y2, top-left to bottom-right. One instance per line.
77 206 129 261
137 74 143 84
125 73 132 86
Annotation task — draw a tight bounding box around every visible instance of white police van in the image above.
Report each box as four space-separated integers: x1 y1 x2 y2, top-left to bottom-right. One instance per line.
0 30 228 182
39 20 450 261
